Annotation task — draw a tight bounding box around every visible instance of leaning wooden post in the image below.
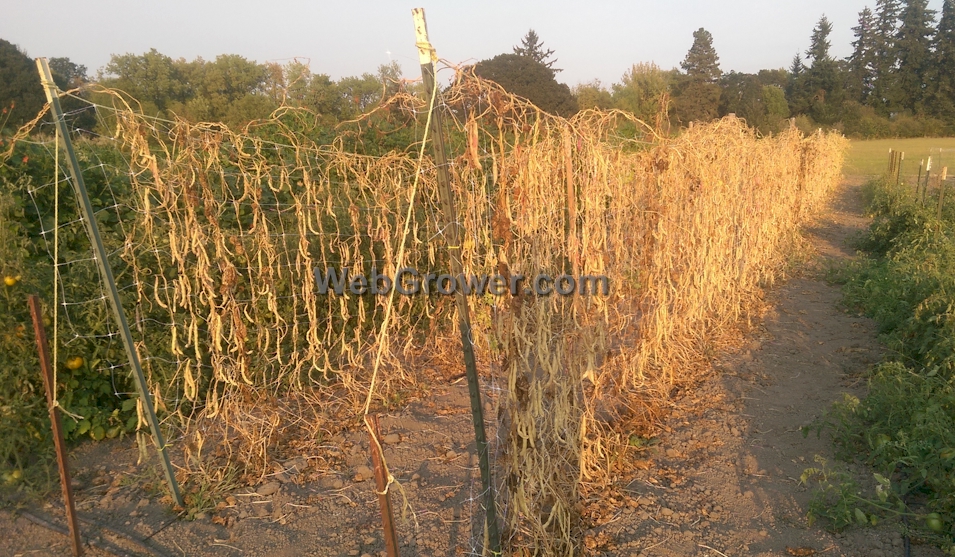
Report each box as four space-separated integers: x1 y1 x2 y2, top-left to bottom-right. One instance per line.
28 295 83 557
888 149 895 174
35 58 183 507
411 9 502 555
923 157 933 206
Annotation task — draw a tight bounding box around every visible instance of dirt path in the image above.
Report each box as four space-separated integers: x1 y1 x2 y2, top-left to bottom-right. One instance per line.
595 179 943 557
1 179 946 557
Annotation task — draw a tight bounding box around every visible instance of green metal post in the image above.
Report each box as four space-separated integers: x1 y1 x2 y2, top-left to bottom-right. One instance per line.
412 9 502 555
36 58 183 507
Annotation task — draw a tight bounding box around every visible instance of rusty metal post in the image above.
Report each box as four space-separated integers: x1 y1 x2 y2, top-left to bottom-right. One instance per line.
28 295 83 557
368 415 399 557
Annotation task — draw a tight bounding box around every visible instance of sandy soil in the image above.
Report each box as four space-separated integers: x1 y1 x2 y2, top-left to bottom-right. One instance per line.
1 178 945 557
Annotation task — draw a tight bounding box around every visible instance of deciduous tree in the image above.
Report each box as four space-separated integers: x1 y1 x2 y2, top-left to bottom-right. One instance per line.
611 63 671 121
0 40 44 130
473 53 577 116
574 80 613 110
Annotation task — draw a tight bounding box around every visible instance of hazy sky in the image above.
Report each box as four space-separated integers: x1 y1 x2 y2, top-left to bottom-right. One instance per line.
2 0 947 88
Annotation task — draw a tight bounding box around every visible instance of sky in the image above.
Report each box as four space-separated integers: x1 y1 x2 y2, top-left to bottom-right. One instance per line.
2 0 948 89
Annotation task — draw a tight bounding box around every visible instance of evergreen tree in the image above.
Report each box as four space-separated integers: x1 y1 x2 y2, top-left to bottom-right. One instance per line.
807 15 834 62
895 0 937 112
787 54 809 115
847 7 878 103
931 0 955 118
804 15 845 125
680 28 721 82
790 53 805 76
871 0 902 114
672 28 722 124
513 30 560 74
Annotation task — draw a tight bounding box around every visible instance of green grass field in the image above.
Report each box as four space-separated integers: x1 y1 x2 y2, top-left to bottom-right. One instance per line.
845 137 955 179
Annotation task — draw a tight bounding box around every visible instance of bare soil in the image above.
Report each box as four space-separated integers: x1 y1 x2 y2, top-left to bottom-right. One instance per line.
2 179 945 557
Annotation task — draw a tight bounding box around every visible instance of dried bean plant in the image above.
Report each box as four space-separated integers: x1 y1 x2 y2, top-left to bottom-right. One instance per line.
8 68 846 555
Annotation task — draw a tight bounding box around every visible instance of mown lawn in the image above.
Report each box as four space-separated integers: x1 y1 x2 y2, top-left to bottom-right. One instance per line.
845 137 955 180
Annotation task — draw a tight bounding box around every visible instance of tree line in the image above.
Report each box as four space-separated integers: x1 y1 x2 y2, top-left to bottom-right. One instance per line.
1 0 953 139
572 0 955 137
0 39 405 133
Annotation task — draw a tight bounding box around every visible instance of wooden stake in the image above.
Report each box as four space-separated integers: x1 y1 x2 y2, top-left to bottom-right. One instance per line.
28 295 83 557
35 58 183 507
896 151 904 186
368 415 399 557
412 9 502 555
917 159 924 197
938 167 949 221
563 124 579 278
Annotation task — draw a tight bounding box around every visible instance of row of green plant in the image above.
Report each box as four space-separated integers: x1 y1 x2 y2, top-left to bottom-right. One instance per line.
0 137 140 493
808 175 955 549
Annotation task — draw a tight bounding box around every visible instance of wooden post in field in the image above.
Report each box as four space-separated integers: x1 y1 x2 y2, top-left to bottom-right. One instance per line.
896 151 904 186
36 58 183 507
28 295 83 557
412 9 502 555
888 149 895 174
563 124 579 278
922 157 933 206
917 159 925 198
938 167 949 221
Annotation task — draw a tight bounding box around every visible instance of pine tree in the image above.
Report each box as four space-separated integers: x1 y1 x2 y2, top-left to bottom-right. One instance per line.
513 30 561 74
804 15 845 125
680 28 722 82
931 0 955 118
871 0 902 114
790 53 805 76
673 28 722 124
895 0 937 112
787 53 810 115
847 7 879 103
807 15 834 62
